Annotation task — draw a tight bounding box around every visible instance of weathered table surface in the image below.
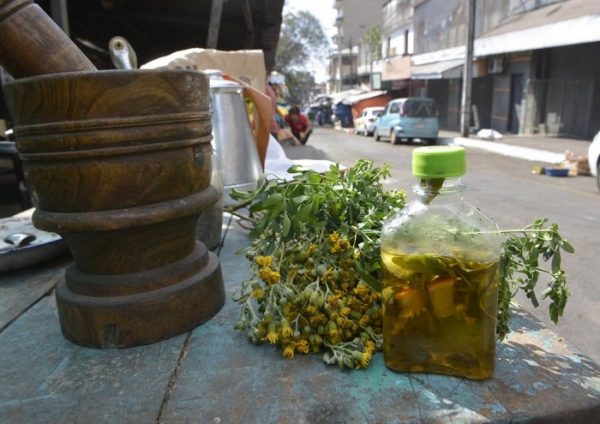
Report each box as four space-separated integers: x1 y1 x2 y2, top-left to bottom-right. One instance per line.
1 214 599 423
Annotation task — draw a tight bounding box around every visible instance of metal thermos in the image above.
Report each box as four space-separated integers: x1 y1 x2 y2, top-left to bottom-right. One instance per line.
205 70 263 204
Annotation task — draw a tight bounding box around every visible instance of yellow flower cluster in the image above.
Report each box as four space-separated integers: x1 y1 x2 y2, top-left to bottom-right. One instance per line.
255 255 272 267
358 340 377 368
282 339 311 359
328 231 351 254
255 256 280 285
258 268 280 285
252 288 265 300
240 235 383 368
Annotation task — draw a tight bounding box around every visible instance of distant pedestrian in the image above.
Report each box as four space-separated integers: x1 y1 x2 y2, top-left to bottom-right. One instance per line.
285 106 313 145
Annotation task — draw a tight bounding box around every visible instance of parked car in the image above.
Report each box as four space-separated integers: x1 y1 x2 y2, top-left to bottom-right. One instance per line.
588 131 600 191
353 106 385 136
374 97 439 144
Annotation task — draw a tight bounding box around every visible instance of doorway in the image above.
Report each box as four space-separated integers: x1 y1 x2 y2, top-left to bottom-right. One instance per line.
508 73 524 133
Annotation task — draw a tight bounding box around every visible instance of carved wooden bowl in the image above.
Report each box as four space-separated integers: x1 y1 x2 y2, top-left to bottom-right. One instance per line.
4 69 225 348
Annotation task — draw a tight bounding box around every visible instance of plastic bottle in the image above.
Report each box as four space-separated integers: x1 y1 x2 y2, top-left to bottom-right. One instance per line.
381 146 502 379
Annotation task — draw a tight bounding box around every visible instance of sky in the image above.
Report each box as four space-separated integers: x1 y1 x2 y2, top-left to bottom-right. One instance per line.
282 0 337 82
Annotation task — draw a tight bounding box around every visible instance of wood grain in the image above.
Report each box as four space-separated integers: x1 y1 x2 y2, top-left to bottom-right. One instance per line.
0 0 96 77
2 55 225 346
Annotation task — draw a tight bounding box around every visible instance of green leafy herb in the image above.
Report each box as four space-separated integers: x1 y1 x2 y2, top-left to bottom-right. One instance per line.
229 160 405 368
496 219 573 339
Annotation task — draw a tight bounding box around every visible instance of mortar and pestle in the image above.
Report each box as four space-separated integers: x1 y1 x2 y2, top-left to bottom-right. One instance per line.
0 0 225 347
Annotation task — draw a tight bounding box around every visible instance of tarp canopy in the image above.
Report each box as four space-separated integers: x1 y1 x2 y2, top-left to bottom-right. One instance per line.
331 90 388 105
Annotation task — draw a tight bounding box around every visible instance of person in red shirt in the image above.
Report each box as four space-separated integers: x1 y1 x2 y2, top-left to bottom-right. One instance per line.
284 106 313 145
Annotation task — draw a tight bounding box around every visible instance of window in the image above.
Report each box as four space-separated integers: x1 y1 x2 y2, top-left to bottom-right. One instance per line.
404 100 437 117
389 103 400 113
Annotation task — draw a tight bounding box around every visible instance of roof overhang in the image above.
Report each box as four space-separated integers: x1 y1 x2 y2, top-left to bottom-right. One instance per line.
411 59 464 80
475 13 600 56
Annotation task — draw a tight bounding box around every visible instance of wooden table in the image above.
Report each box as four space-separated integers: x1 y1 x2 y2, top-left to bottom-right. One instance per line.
1 214 599 423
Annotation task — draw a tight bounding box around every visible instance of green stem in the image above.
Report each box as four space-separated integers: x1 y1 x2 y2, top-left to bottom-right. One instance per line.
420 177 445 204
226 209 257 224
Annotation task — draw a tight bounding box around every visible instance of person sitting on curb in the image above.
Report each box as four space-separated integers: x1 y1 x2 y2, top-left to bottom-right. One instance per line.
266 82 300 146
285 106 313 146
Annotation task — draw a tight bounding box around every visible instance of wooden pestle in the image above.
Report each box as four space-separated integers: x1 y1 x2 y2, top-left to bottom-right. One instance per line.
0 0 96 78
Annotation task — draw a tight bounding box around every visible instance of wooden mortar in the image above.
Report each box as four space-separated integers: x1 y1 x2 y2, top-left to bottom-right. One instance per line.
1 1 224 347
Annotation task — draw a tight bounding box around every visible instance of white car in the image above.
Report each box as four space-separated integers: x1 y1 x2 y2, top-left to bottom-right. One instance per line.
354 107 384 136
589 131 600 191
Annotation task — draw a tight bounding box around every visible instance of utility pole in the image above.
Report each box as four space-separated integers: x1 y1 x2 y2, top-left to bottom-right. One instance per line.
337 32 343 92
460 0 476 137
348 37 353 88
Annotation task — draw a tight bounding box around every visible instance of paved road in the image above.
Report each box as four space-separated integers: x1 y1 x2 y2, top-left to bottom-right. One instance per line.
284 127 600 363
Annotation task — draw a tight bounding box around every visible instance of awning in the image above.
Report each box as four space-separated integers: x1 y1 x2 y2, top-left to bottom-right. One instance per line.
476 0 600 56
343 90 388 104
410 59 464 80
330 89 366 105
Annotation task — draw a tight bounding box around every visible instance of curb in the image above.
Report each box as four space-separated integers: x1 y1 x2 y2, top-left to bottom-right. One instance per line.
450 137 565 164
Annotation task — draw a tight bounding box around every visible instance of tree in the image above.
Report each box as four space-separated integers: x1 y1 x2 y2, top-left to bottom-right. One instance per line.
275 10 330 103
284 70 315 106
362 24 382 61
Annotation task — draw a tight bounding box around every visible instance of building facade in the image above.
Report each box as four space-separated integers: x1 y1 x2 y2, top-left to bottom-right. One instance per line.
413 0 600 139
330 0 383 91
331 0 600 139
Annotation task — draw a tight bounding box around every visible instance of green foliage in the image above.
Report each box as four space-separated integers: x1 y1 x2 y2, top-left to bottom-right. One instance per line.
230 160 405 290
275 10 330 102
284 70 316 106
497 219 573 339
230 160 406 368
362 24 382 60
276 11 330 72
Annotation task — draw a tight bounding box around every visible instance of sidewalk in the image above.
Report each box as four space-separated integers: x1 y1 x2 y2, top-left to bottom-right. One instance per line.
439 130 591 165
332 125 592 164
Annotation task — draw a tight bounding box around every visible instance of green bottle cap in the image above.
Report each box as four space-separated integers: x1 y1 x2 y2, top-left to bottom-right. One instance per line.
412 146 466 178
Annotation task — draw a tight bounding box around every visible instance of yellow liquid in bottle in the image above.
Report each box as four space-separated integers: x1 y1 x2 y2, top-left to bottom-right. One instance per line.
381 249 499 379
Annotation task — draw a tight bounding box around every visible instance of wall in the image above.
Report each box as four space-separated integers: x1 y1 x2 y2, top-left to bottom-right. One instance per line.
472 76 494 129
414 0 465 54
339 0 384 46
548 42 600 80
447 79 462 130
426 79 449 128
427 76 493 131
532 41 600 138
382 0 413 34
490 54 531 133
414 0 566 55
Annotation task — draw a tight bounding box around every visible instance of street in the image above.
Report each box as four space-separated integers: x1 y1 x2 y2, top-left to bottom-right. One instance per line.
284 127 600 363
